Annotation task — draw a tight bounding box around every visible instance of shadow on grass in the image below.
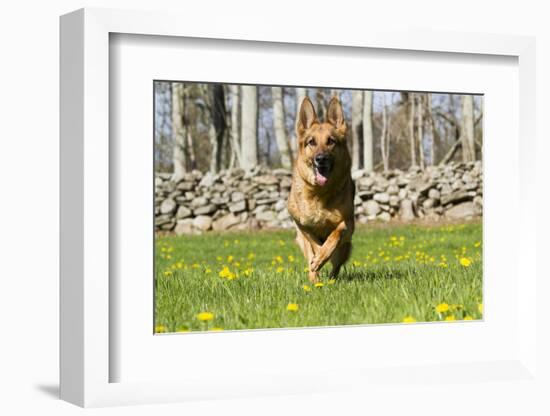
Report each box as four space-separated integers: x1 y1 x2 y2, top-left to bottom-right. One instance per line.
337 267 411 282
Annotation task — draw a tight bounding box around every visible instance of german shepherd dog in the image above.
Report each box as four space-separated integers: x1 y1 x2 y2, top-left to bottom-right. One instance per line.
287 96 355 283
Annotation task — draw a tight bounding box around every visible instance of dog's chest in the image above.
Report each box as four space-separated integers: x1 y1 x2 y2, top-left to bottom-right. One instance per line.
295 198 344 238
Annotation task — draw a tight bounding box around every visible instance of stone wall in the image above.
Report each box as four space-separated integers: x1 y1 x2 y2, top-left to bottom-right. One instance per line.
155 161 483 234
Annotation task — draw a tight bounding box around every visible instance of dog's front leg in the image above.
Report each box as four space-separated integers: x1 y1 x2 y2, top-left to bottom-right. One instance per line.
309 221 350 273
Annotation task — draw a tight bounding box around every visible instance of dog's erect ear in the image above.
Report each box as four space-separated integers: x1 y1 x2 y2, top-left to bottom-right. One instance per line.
326 97 346 131
296 97 318 135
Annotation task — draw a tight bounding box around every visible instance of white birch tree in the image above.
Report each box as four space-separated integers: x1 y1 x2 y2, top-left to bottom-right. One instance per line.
228 85 241 168
171 82 187 180
240 85 258 169
461 95 475 162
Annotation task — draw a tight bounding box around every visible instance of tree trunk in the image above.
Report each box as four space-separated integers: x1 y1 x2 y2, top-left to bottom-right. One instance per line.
381 100 389 172
228 85 241 168
315 89 326 121
426 94 439 165
408 93 417 168
207 84 227 173
362 91 374 172
272 87 292 169
417 94 425 170
171 82 187 179
461 95 475 162
240 85 258 169
351 90 363 170
186 130 196 170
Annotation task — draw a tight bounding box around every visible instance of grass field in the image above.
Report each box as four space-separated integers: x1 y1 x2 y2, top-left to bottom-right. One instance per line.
154 221 482 333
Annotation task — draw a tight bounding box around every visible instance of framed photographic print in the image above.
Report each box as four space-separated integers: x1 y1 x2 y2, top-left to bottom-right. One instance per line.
60 7 539 408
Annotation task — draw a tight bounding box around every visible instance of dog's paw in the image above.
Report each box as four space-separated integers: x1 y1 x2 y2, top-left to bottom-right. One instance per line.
309 255 323 272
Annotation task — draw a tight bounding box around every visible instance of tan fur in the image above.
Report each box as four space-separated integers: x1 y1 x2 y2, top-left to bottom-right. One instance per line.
287 97 355 283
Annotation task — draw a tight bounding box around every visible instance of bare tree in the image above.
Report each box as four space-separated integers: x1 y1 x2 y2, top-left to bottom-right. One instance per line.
203 84 227 173
228 85 241 168
351 90 363 170
380 96 390 171
426 94 438 166
461 95 475 162
408 93 417 168
171 82 187 179
315 89 326 121
240 85 258 169
272 87 293 169
417 94 425 170
362 90 374 172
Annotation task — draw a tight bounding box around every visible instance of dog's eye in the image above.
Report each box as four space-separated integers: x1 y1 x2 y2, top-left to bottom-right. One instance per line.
327 137 336 146
307 138 316 147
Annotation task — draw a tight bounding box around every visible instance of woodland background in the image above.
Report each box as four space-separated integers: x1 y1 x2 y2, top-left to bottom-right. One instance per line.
154 82 483 175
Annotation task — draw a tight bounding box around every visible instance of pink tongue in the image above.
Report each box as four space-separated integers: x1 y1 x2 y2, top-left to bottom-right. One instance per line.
315 172 328 186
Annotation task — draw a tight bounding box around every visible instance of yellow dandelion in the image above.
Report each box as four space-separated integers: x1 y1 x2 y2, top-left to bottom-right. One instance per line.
247 252 255 260
210 327 224 331
276 266 284 273
219 266 231 278
474 241 481 248
286 303 299 312
163 270 172 276
328 279 336 285
197 311 214 321
302 285 312 292
205 268 212 274
216 256 223 262
275 255 284 263
315 282 324 288
402 316 416 323
459 257 472 267
227 255 234 263
463 316 473 321
234 239 240 244
445 315 456 321
155 325 167 333
288 255 295 262
352 260 362 267
478 303 483 314
435 303 450 313
191 263 200 269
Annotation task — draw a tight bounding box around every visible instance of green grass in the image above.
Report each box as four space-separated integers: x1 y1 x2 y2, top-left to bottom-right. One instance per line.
155 221 483 333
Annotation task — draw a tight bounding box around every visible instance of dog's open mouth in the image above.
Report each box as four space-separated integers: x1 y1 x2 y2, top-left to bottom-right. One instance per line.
314 164 332 186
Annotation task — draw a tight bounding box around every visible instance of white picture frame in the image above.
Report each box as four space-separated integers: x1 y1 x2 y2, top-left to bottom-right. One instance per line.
60 7 539 408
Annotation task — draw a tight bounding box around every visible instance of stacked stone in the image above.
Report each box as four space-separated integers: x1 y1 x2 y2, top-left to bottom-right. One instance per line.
353 160 483 223
155 166 293 234
155 161 483 234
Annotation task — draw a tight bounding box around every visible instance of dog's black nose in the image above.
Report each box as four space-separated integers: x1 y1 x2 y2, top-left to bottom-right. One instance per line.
315 154 329 165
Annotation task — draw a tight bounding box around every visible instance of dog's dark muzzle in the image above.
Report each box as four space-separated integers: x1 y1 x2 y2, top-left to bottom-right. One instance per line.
314 153 333 177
